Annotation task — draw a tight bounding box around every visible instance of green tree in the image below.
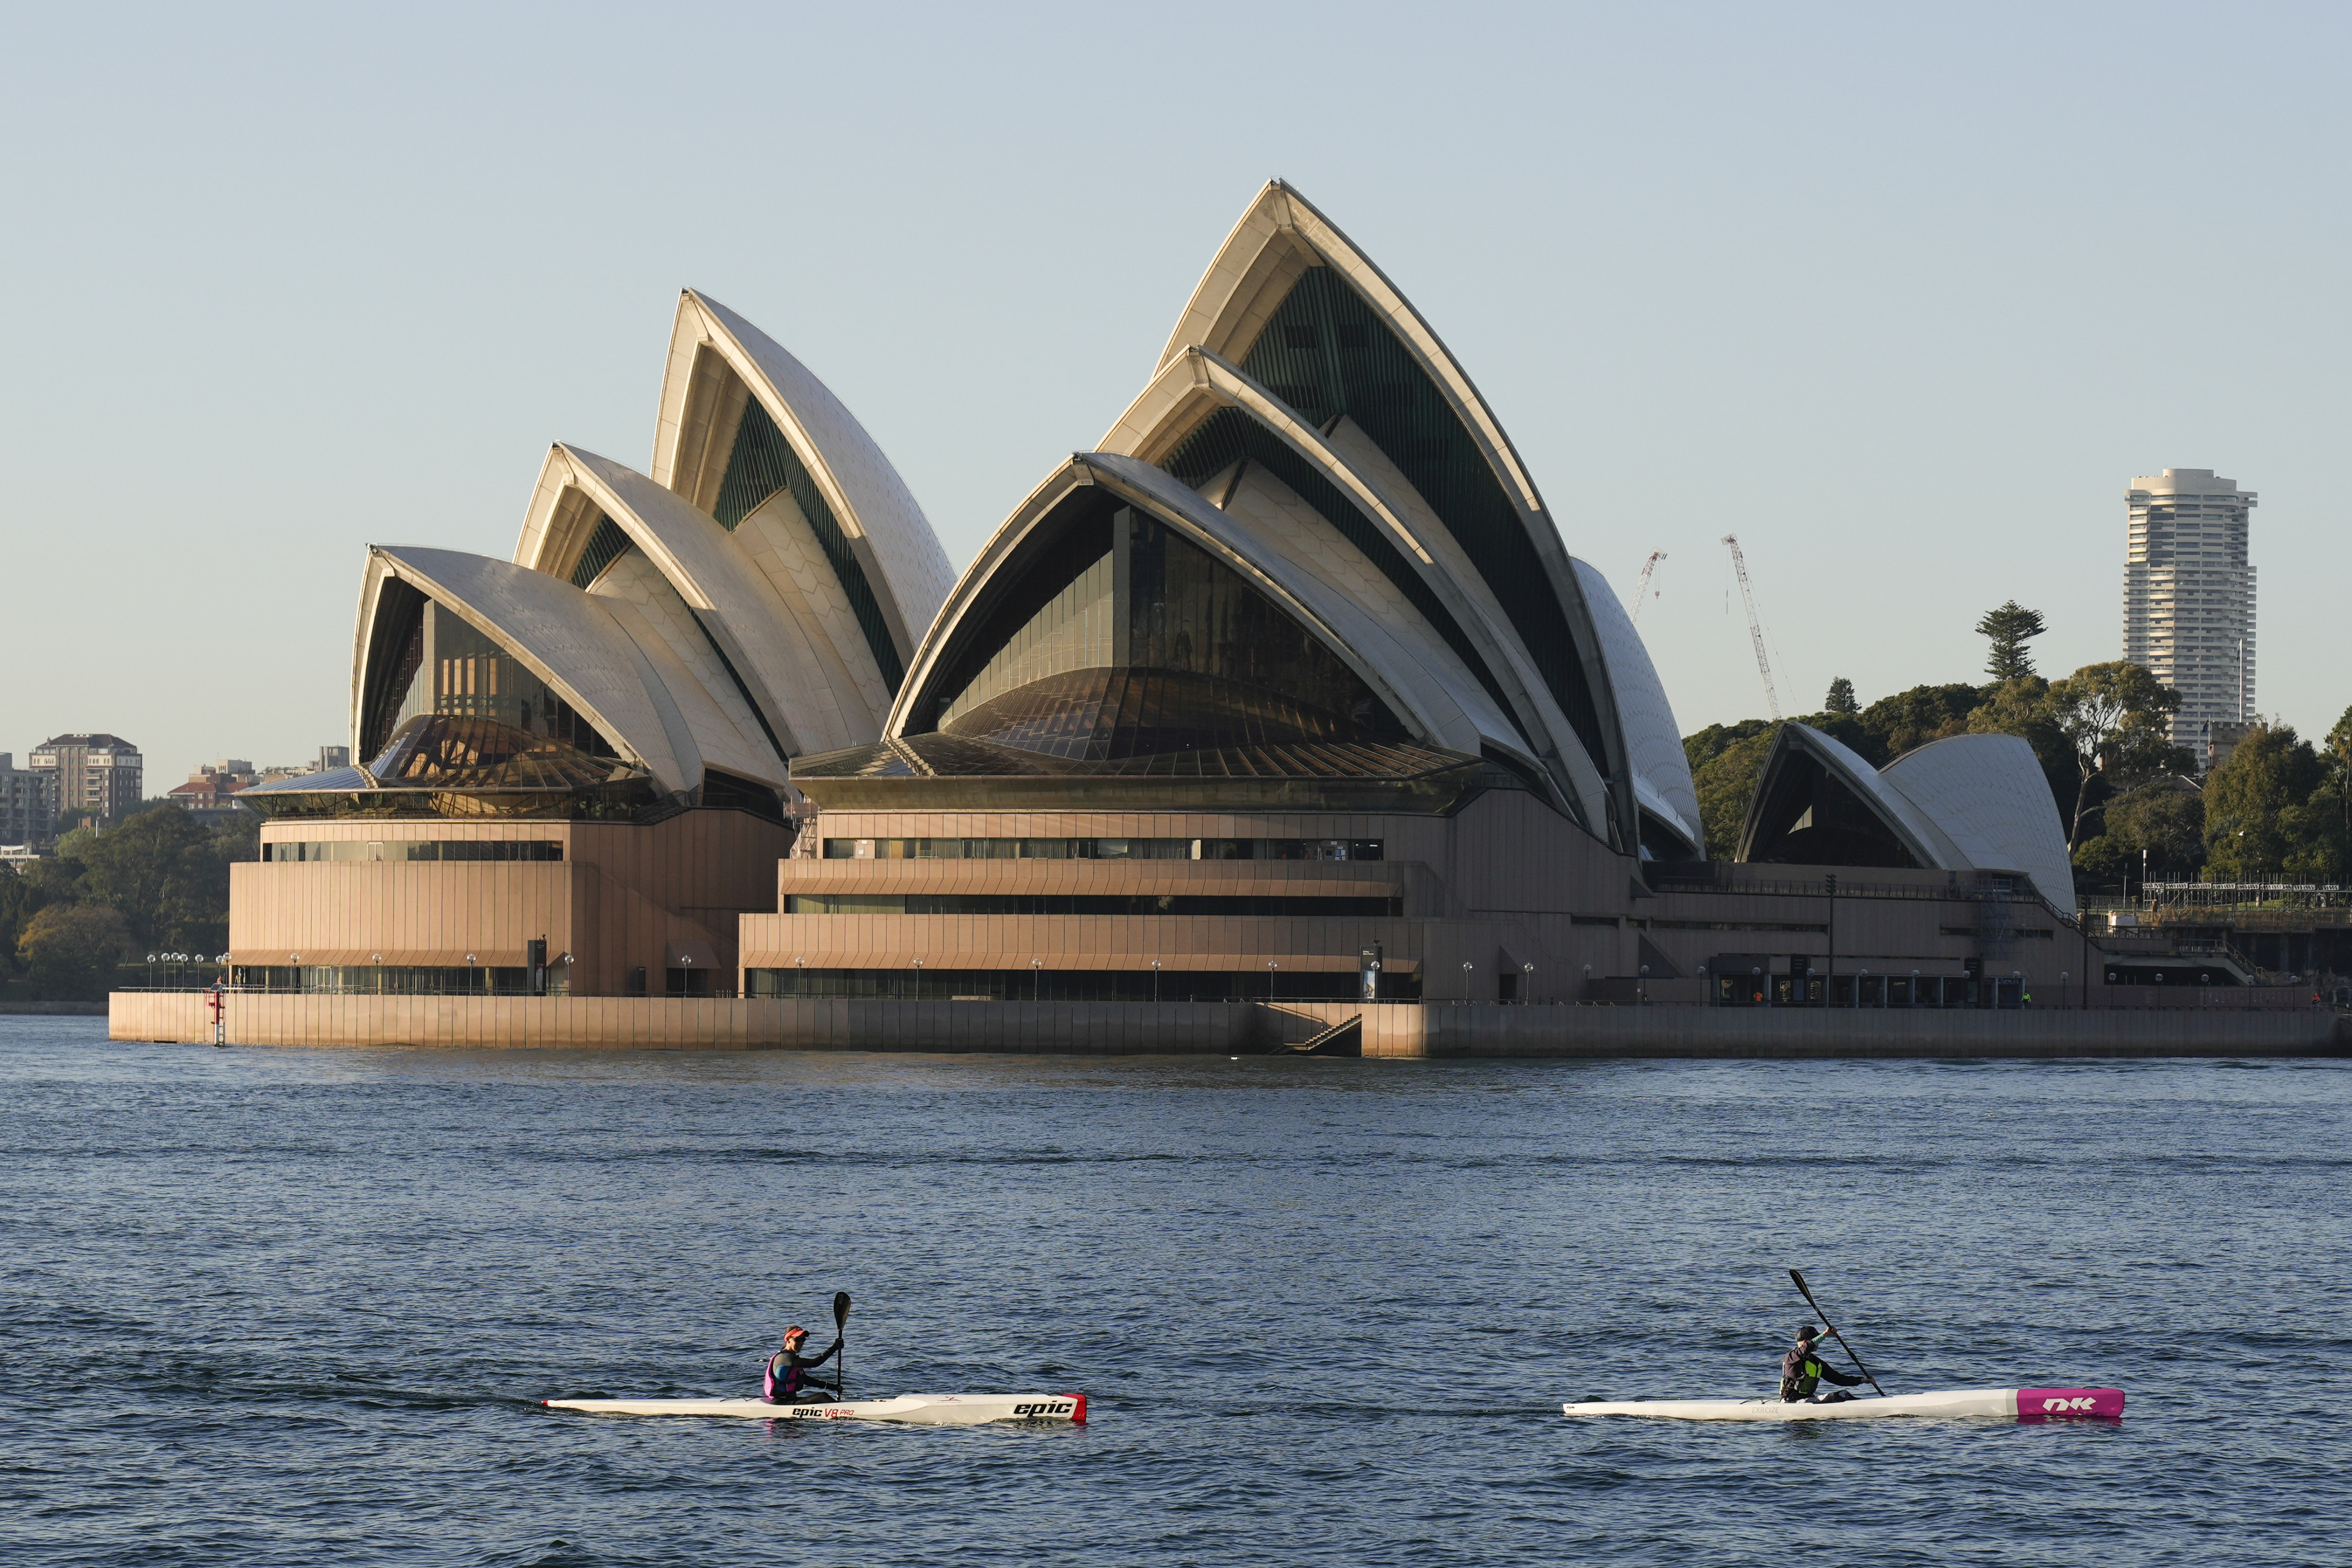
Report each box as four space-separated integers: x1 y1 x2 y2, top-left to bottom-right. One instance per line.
1823 677 1859 715
2075 785 2206 885
1975 601 2048 683
59 804 256 955
2203 723 2327 882
1683 720 1777 859
1855 683 1980 765
18 904 133 1001
2044 661 2188 851
2326 705 2352 837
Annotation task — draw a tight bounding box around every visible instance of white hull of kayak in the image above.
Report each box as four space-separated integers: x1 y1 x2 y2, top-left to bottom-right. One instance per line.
1563 1387 2123 1422
544 1392 1086 1426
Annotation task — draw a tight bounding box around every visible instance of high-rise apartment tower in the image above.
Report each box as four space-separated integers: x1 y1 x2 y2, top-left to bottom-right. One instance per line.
29 733 144 823
2123 468 2255 769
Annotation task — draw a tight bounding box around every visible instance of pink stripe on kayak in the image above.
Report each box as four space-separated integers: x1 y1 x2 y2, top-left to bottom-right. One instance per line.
2017 1387 2125 1419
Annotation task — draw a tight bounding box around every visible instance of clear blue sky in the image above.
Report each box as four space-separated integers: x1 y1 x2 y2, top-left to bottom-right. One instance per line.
4 2 2345 784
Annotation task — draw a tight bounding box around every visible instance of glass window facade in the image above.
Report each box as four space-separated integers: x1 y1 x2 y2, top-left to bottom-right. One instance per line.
262 839 563 863
230 965 568 997
783 893 1402 916
922 497 1407 764
822 837 1382 861
364 598 622 764
746 966 1421 1003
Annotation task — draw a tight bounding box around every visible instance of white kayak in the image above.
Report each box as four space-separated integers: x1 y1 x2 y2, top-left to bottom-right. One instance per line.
544 1392 1086 1426
1564 1387 2123 1422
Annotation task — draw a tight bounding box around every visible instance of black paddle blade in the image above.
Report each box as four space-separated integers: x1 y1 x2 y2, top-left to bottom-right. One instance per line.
833 1291 852 1329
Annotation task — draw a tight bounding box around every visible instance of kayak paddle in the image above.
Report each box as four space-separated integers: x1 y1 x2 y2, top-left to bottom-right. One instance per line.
1788 1268 1887 1397
833 1290 852 1398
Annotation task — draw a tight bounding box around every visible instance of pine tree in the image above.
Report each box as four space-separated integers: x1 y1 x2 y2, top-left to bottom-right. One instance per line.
1975 602 2048 682
1823 677 1859 715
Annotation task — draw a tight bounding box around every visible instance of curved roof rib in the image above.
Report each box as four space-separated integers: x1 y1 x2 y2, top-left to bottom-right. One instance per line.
1882 734 2076 917
648 289 953 686
1144 180 1637 849
1573 559 1700 855
353 547 701 795
514 443 884 758
1097 346 1606 824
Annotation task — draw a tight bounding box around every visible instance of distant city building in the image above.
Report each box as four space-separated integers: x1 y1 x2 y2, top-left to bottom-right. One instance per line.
0 753 58 845
318 745 351 772
2123 468 2255 769
29 733 142 823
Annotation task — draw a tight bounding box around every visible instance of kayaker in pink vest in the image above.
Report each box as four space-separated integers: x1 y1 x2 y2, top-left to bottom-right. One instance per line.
763 1325 842 1403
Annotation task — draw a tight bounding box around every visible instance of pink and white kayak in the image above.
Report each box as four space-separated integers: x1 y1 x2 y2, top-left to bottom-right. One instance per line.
1563 1387 2123 1422
544 1392 1086 1426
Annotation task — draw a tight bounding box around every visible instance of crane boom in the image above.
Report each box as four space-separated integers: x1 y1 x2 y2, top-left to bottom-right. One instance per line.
1720 534 1782 721
1630 551 1666 623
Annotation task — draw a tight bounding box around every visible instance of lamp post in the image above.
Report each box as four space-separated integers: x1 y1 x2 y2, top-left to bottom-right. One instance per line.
1697 963 1709 1007
373 953 384 996
1911 967 1921 1009
1637 963 1649 1008
1461 959 1473 1001
1521 961 1534 1005
1151 958 1162 1005
146 954 156 989
1031 957 1043 1001
1267 959 1279 1001
911 955 922 1002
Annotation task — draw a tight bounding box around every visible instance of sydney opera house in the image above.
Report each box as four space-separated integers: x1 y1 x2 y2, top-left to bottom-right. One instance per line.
203 180 2227 1048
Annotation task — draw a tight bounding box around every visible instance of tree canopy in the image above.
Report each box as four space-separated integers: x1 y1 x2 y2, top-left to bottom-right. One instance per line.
2044 660 2188 851
1823 677 1858 715
1 803 257 1001
2202 723 2349 884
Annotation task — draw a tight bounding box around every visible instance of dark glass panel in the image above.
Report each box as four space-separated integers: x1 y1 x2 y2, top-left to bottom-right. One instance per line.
698 768 786 824
1233 266 1610 771
568 514 631 589
359 580 428 759
712 396 903 690
1743 750 1920 870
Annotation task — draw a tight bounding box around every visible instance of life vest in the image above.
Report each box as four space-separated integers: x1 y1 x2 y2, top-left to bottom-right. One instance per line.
1780 1347 1826 1401
764 1352 802 1403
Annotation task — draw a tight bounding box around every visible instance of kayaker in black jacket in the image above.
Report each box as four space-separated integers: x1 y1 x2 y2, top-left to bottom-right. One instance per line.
763 1325 841 1403
1781 1325 1865 1402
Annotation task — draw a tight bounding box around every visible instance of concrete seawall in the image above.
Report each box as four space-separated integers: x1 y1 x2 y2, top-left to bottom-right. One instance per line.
110 991 2349 1058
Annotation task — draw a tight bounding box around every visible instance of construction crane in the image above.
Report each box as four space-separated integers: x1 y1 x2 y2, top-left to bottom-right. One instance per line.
1720 534 1782 721
1629 551 1666 623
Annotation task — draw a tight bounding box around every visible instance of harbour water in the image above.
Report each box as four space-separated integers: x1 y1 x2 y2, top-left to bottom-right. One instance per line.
4 1017 2346 1565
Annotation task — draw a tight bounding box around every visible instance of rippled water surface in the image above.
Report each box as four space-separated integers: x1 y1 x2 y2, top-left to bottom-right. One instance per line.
3 1018 2348 1565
